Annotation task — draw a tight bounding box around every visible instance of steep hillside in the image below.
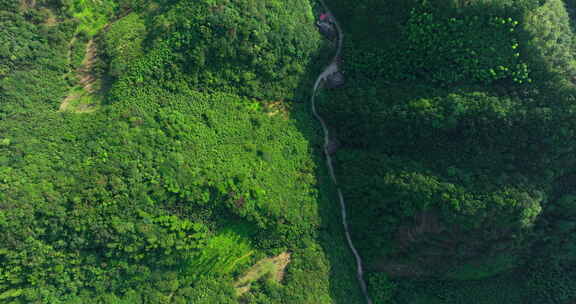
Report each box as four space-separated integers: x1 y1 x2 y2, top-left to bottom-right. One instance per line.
319 0 576 303
8 0 576 303
0 1 364 303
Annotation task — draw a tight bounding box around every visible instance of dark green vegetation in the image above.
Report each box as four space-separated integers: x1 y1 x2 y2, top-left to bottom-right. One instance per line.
0 0 364 303
321 0 576 303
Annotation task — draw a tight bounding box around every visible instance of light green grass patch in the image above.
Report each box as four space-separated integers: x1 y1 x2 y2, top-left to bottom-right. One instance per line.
60 85 103 113
64 0 117 36
185 224 254 281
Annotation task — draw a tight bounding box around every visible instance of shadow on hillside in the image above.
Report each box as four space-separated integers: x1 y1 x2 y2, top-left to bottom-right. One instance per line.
290 1 576 303
284 19 367 304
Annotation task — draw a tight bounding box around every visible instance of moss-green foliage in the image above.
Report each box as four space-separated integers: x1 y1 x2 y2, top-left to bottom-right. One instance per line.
0 8 71 115
140 0 322 100
8 88 322 301
523 0 576 83
69 37 87 70
524 259 576 304
63 0 117 36
104 89 323 245
0 81 321 302
334 0 534 84
444 253 519 280
0 11 43 77
333 147 541 271
102 12 146 77
185 226 253 281
394 274 525 304
393 259 576 304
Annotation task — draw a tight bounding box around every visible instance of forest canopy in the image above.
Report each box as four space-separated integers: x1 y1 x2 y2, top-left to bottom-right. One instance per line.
4 0 576 303
0 0 363 303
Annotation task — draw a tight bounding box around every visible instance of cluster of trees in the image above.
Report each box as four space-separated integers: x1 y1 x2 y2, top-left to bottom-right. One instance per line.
343 1 530 85
0 1 74 115
403 8 529 84
321 0 576 302
388 258 576 303
101 12 146 77
104 0 323 101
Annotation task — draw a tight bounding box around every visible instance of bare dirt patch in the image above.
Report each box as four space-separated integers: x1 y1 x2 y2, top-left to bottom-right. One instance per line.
39 7 59 26
19 0 36 11
234 252 291 296
77 39 98 93
263 101 290 119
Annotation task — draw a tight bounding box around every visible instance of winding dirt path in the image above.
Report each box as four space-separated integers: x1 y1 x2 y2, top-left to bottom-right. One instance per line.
312 2 373 304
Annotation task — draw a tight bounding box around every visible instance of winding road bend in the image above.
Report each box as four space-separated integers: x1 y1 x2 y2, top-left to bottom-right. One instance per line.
312 2 373 304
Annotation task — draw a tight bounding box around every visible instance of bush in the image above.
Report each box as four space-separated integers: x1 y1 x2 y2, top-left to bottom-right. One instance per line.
368 272 397 304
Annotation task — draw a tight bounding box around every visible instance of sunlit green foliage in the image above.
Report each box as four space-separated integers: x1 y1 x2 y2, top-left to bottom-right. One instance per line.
0 10 70 115
0 0 365 303
63 0 117 36
12 0 576 302
102 12 146 77
142 0 322 100
523 0 576 83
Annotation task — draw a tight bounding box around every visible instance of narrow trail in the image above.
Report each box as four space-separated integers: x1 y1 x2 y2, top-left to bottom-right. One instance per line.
78 39 98 92
59 11 133 112
312 2 373 304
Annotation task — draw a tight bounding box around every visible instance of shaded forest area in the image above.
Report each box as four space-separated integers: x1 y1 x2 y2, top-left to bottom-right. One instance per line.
320 0 576 303
0 0 365 303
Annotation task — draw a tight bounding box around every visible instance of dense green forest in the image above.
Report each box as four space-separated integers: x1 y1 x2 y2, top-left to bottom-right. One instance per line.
0 0 363 303
320 0 576 303
5 0 576 303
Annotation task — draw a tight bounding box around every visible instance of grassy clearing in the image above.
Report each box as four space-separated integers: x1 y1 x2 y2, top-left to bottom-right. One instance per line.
60 39 105 113
59 85 103 113
185 225 255 281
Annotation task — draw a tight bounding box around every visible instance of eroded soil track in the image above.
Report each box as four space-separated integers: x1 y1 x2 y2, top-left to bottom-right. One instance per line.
60 38 98 112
